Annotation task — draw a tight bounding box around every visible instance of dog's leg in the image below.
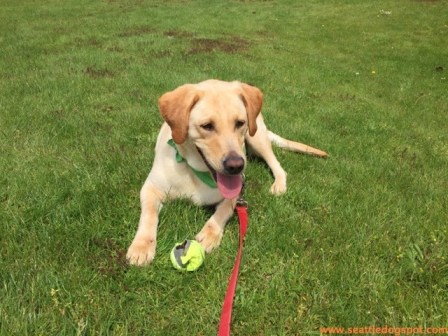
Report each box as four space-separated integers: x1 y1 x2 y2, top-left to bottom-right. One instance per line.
246 118 287 195
196 198 236 253
127 182 164 266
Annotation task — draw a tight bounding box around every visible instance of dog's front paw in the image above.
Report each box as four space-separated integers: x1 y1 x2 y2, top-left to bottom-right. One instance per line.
196 221 223 253
126 238 156 266
270 179 287 195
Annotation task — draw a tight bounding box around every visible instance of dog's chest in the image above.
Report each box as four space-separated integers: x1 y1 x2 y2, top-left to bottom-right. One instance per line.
169 169 223 205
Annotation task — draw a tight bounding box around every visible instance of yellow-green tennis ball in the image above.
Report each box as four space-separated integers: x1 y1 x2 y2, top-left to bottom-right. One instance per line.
170 240 205 272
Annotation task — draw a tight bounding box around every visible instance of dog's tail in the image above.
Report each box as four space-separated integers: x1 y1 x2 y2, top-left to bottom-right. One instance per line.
268 131 328 158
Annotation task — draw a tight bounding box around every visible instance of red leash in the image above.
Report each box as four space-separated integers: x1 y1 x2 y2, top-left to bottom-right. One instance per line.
218 199 248 336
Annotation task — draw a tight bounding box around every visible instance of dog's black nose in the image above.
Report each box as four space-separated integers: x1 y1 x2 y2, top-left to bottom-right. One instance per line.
223 152 245 175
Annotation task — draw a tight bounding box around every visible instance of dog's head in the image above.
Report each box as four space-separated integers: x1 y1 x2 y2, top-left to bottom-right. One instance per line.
158 80 263 199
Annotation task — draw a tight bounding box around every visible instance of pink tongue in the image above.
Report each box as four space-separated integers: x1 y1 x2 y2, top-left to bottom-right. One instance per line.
216 173 243 199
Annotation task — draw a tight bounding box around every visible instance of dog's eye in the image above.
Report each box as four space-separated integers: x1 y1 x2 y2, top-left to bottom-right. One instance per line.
201 123 214 131
235 120 246 129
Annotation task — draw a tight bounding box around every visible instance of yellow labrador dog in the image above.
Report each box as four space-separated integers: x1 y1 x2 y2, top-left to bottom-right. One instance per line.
127 79 327 266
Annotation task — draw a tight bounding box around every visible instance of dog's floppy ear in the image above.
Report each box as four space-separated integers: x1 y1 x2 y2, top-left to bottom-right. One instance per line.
240 83 263 136
158 84 202 144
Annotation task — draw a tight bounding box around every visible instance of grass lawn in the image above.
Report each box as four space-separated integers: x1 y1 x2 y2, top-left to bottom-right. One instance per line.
1 0 447 335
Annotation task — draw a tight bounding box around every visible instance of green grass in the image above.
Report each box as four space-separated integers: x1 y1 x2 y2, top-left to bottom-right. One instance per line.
1 0 447 335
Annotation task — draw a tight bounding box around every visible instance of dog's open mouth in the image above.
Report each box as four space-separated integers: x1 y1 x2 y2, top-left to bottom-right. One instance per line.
216 173 243 199
197 148 243 199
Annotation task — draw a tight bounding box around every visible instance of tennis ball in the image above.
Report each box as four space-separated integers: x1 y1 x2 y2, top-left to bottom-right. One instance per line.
170 239 205 272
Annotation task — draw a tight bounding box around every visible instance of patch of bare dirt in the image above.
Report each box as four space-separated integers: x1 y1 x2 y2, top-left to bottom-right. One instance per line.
89 238 128 277
118 26 156 38
49 109 66 119
163 30 193 38
85 66 114 79
75 37 103 47
188 36 250 54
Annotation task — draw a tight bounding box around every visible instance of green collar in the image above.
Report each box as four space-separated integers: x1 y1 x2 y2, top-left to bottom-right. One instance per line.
167 139 217 189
